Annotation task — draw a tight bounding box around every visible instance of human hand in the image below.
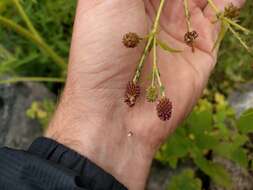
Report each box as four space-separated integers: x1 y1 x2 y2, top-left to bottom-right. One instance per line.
46 0 245 189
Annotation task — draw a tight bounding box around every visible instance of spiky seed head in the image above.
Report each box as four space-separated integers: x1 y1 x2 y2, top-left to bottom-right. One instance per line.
124 81 141 107
122 32 140 48
184 30 199 45
146 86 158 102
156 97 173 121
224 3 240 20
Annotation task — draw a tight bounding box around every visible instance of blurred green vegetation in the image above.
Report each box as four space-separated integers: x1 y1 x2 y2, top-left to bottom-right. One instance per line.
0 0 76 79
0 0 253 189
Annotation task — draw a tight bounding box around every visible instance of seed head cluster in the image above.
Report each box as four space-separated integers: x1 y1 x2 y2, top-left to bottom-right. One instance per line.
122 30 173 121
122 32 140 48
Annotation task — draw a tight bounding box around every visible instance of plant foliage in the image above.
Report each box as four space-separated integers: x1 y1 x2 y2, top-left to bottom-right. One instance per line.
0 0 253 189
157 94 253 189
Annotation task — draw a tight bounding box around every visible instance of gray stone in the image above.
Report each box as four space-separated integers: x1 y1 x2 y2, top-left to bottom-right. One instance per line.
147 162 195 190
229 82 253 116
147 163 173 190
0 82 54 150
210 157 253 190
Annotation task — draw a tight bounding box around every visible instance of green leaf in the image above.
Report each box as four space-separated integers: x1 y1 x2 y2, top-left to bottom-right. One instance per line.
195 133 219 150
187 108 213 134
0 0 10 13
193 153 232 189
26 100 55 129
213 142 248 168
231 148 248 168
157 39 182 53
167 169 202 190
156 127 192 168
237 109 253 134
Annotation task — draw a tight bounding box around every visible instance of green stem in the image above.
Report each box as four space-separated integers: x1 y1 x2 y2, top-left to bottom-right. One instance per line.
0 77 65 84
183 0 191 32
153 37 165 97
133 37 153 83
11 0 41 40
228 25 250 52
151 37 157 87
152 0 166 33
0 16 66 70
224 17 251 34
133 0 166 83
207 0 219 13
207 0 250 34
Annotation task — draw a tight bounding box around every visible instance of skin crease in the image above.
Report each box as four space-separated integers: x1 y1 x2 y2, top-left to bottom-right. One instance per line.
46 0 245 189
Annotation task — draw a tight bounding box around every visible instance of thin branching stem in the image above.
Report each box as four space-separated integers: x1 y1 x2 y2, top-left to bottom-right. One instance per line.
224 17 250 34
11 0 41 40
152 38 157 87
0 77 65 84
0 16 66 70
133 0 166 84
207 0 250 34
207 0 251 52
133 37 153 83
153 37 165 97
228 25 250 52
207 0 219 13
152 0 166 32
183 0 191 32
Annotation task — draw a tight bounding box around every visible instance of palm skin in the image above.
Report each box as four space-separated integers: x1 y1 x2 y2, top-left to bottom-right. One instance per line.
47 0 245 189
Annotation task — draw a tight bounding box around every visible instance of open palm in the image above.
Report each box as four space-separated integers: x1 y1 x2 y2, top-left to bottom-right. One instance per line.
63 0 245 149
46 0 245 189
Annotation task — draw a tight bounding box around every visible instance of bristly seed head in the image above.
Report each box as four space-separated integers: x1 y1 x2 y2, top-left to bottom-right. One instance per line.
146 86 158 102
124 81 141 107
224 3 240 20
184 30 199 52
123 32 140 48
156 97 173 121
184 30 198 45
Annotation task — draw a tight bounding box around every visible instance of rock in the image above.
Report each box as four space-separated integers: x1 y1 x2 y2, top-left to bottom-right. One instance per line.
0 82 54 149
229 82 253 116
209 83 253 190
147 162 173 190
147 161 195 190
210 157 253 190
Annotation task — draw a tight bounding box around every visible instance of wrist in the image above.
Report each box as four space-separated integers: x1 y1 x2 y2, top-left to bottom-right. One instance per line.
46 85 154 189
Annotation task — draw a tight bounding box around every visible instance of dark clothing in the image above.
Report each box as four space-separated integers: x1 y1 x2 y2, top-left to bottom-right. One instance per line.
0 137 127 190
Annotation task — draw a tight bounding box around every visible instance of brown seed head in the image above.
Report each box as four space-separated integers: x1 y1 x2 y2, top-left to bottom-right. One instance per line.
224 3 240 20
156 97 173 121
123 32 140 48
124 81 141 107
184 30 198 45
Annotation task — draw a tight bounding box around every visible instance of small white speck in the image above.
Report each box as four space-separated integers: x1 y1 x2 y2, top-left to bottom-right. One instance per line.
127 131 133 137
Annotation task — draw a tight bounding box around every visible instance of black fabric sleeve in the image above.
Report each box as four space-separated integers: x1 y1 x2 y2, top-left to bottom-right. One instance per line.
0 137 127 190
